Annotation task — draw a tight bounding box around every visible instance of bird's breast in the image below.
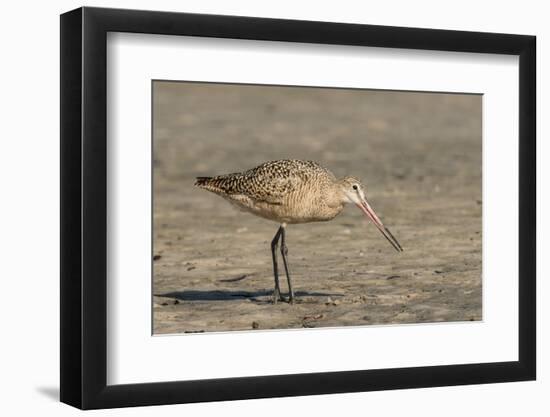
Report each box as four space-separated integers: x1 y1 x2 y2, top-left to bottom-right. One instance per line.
220 179 343 224
240 195 343 224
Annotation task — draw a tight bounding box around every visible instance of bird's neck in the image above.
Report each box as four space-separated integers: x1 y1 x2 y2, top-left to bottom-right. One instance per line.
325 183 347 210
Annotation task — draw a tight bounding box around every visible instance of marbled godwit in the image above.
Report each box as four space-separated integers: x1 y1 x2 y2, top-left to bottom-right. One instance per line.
195 159 402 303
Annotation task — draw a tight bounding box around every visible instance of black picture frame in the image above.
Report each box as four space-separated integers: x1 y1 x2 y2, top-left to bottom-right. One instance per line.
60 6 536 410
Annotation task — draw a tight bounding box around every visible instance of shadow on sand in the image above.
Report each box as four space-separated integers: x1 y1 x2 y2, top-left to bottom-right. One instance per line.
156 289 342 301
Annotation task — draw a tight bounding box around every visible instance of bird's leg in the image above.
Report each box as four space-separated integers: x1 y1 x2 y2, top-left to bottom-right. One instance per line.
270 226 286 303
279 225 295 304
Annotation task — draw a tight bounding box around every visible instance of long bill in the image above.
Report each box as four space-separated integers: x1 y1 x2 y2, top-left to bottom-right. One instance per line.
356 200 403 252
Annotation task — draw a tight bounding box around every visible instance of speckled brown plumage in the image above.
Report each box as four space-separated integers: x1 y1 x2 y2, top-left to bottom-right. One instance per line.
195 159 402 303
195 159 350 224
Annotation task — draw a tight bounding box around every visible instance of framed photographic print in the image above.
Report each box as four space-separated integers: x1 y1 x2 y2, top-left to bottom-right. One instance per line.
60 6 536 409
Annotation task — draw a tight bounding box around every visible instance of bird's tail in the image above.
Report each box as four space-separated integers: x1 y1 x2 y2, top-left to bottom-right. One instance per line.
195 174 240 195
195 176 227 194
194 176 213 187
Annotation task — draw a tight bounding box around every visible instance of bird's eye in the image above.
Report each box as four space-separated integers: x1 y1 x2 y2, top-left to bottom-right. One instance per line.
352 184 358 190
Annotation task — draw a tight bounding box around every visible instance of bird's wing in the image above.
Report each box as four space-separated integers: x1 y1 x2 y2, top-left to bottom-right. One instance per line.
243 174 297 205
196 160 333 205
194 171 289 204
241 160 326 204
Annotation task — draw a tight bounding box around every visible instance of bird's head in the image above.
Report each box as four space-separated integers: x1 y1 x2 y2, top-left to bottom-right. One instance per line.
339 176 367 206
338 176 403 252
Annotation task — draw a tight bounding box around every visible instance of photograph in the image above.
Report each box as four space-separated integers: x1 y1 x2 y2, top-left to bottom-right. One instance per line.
152 81 482 334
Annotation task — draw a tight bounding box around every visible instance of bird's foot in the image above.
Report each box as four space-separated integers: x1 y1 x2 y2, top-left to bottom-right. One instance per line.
272 288 287 304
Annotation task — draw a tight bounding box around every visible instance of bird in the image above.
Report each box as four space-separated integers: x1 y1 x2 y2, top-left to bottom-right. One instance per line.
195 159 402 304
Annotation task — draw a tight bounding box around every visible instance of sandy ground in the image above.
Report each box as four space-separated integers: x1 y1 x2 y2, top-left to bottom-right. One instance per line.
152 82 482 334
